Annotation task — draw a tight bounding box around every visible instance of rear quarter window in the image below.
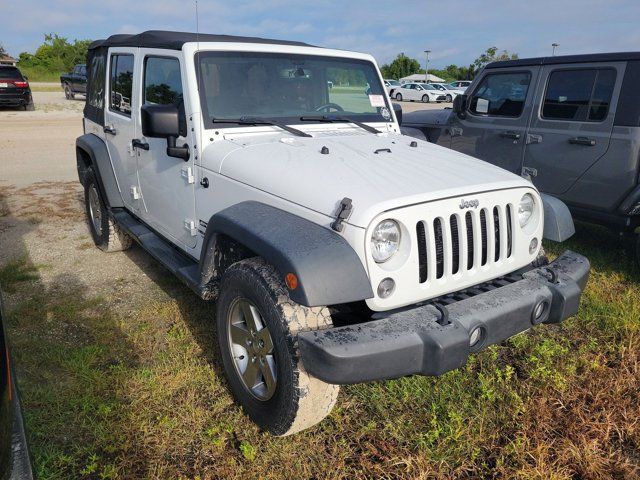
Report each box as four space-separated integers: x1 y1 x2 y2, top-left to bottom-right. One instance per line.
0 67 23 79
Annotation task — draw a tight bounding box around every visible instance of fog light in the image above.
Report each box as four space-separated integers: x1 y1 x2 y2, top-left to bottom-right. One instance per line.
377 278 395 298
529 237 539 254
531 300 549 324
469 326 483 347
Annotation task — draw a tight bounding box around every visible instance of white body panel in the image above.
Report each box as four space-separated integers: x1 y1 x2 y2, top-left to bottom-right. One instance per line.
102 40 544 311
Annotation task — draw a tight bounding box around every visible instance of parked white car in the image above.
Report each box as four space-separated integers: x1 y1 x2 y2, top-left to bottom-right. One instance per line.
393 82 446 103
447 80 472 91
383 79 402 97
430 83 459 102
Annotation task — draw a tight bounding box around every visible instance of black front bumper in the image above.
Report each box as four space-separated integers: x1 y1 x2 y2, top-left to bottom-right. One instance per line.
299 251 589 384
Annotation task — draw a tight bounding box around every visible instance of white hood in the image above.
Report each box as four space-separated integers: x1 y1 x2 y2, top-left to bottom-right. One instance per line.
201 128 532 228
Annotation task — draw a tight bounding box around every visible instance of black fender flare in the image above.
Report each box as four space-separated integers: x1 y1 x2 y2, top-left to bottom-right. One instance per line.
76 133 124 209
199 201 374 307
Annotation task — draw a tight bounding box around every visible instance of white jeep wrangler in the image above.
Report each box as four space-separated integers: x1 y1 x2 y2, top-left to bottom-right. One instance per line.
76 30 589 436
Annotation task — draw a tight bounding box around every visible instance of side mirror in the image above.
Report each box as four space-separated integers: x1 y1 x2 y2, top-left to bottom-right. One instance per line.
141 104 190 160
453 94 468 118
392 102 402 125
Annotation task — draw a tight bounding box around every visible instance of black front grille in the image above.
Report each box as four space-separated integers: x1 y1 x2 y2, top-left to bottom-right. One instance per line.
417 204 514 284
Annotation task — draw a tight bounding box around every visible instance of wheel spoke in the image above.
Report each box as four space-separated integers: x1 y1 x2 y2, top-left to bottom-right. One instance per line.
230 324 251 347
260 357 277 398
241 302 260 333
242 358 260 389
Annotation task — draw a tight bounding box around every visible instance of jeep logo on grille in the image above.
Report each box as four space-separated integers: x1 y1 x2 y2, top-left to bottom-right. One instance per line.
459 198 479 209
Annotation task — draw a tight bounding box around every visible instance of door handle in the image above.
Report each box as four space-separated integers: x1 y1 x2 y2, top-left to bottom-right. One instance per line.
526 133 543 144
103 125 117 135
450 127 463 137
500 131 521 140
132 139 149 150
569 136 596 146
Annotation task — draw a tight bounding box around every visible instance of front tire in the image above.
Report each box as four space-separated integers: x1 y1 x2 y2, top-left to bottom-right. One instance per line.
83 168 132 252
635 234 640 269
422 94 429 103
395 93 402 101
217 257 339 436
446 94 452 102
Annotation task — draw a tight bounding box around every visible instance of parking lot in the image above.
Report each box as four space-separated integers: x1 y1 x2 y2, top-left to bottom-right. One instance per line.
1 85 638 479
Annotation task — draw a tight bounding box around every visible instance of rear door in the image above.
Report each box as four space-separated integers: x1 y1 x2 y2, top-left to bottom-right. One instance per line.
522 63 623 195
450 67 540 174
104 49 141 212
77 65 87 94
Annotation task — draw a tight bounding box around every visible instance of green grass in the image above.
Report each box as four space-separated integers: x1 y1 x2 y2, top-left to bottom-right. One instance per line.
18 67 63 83
30 85 63 92
2 222 639 479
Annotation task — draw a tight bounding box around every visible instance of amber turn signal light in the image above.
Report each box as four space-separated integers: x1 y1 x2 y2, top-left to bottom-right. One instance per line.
285 273 298 290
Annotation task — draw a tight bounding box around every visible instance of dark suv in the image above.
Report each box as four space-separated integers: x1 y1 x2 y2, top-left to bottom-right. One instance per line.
0 66 34 110
404 52 640 263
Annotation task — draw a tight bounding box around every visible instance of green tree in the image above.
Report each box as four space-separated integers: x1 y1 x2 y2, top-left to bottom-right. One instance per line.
17 34 92 78
380 53 421 80
472 46 518 72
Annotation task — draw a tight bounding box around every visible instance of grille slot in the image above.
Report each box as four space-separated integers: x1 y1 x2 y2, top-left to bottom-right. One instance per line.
493 206 501 262
417 221 428 283
415 203 514 284
480 209 488 266
434 218 444 279
450 216 460 275
465 211 474 270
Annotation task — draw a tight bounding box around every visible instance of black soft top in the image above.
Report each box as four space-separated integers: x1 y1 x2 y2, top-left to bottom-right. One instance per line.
89 30 314 51
486 51 640 69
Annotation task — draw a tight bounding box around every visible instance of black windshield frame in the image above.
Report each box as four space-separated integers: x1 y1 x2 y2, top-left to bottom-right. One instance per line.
195 51 391 129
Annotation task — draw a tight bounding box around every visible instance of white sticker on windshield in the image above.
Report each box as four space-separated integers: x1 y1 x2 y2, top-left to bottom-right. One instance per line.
369 94 385 107
476 98 489 113
380 107 391 120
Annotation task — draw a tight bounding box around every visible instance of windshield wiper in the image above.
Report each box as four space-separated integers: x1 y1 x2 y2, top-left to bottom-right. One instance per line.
212 116 311 138
299 115 381 134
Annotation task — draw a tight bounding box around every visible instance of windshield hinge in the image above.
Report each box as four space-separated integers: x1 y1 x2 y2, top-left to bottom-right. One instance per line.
331 197 353 232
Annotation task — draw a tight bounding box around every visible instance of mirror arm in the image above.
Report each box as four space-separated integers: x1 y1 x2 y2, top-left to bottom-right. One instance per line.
166 135 190 161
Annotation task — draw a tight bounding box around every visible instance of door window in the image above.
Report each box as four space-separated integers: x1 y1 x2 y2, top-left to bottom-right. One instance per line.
109 54 134 116
542 68 616 122
468 72 531 117
144 57 183 105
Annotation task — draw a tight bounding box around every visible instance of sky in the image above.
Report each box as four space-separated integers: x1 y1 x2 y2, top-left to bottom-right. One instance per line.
1 0 639 69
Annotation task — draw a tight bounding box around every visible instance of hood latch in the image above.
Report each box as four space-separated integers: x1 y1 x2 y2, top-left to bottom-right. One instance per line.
331 197 353 232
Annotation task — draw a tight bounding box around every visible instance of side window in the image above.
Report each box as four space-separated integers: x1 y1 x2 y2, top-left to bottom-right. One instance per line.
542 68 616 122
80 66 86 77
109 54 134 116
87 54 105 110
144 56 183 105
469 72 531 117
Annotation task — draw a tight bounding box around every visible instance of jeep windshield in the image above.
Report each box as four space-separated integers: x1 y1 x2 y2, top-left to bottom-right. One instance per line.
196 52 391 129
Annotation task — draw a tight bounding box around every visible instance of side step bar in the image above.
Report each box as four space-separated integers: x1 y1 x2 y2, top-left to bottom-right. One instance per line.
111 208 206 297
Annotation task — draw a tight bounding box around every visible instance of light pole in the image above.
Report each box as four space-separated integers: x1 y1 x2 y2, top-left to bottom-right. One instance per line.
552 43 559 56
424 50 431 83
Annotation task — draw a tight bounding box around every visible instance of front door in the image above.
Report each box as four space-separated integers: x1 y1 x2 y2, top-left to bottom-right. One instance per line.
104 49 140 212
450 67 540 174
522 63 622 195
135 51 197 249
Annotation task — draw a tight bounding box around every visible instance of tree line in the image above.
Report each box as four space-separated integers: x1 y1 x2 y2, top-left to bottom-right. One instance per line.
380 47 518 82
1 35 517 84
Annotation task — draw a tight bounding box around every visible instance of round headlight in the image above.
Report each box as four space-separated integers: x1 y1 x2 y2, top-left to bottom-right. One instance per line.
371 219 400 263
518 193 535 228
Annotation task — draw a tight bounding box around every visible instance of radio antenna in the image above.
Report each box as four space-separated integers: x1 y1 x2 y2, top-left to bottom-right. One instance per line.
195 0 200 91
